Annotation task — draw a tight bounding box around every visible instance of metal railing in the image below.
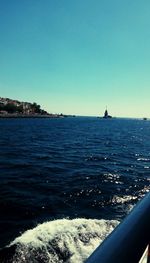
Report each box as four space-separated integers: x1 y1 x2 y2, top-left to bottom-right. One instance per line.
86 192 150 263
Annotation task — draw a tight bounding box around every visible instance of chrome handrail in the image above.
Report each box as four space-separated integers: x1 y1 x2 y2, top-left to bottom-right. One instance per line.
86 192 150 263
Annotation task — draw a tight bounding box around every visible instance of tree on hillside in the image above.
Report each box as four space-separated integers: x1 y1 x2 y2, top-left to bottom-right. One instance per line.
31 102 41 113
17 105 23 113
4 103 17 113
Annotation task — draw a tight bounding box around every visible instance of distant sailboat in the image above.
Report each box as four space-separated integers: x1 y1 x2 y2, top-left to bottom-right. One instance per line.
103 107 112 118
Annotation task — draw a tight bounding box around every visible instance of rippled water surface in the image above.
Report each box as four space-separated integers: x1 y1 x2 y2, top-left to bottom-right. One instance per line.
0 117 150 262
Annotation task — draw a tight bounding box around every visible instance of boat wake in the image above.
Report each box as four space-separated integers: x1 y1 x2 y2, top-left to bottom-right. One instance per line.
0 218 119 263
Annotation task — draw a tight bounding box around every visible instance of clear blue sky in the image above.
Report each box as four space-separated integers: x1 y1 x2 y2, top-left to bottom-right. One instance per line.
0 0 150 117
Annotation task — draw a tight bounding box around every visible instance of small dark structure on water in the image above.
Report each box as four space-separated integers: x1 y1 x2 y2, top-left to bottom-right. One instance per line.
103 108 112 118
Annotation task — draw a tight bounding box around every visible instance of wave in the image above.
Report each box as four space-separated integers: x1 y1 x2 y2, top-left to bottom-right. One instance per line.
0 218 119 263
112 195 137 204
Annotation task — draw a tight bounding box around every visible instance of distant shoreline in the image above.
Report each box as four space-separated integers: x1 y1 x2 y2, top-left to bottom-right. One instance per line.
0 114 65 118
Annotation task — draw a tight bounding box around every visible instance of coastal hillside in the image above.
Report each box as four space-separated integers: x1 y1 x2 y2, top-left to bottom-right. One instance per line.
0 97 48 115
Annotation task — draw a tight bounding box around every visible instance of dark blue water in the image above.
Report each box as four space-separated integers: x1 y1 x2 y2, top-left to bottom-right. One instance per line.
0 117 150 262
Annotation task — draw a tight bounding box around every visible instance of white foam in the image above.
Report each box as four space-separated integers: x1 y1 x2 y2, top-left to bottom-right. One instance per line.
137 158 150 161
112 195 137 204
10 218 119 263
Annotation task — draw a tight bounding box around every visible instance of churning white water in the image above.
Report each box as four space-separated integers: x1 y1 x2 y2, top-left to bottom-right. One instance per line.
9 218 119 263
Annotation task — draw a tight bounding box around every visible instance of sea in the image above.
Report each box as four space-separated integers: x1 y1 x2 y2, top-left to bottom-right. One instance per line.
0 117 150 263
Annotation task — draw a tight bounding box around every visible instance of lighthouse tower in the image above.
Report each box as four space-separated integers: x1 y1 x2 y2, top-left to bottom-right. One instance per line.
104 109 108 118
103 107 112 118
